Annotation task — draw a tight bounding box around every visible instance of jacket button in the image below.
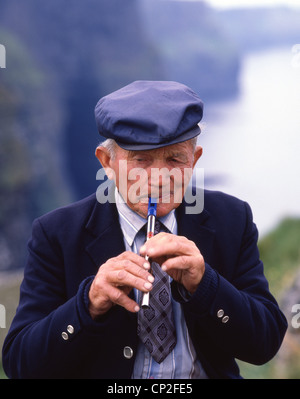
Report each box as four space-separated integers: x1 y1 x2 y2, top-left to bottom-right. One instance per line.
222 315 229 323
123 346 133 359
61 332 68 340
217 309 224 318
67 325 74 334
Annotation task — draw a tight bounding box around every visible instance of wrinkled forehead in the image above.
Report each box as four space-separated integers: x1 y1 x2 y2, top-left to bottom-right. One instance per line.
125 141 195 159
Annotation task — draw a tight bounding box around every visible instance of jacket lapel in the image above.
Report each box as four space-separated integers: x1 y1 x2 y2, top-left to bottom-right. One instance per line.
176 199 216 266
85 199 126 268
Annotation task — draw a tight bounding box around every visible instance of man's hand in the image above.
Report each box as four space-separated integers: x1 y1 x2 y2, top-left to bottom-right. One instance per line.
88 251 154 319
139 233 205 294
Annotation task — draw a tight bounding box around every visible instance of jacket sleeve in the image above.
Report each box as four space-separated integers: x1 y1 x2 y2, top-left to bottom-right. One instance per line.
172 201 287 366
2 218 137 379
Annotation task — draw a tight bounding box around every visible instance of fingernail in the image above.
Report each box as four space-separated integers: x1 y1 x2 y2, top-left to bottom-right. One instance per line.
134 305 140 312
161 265 167 272
143 262 150 270
140 245 146 253
144 282 152 290
148 275 154 283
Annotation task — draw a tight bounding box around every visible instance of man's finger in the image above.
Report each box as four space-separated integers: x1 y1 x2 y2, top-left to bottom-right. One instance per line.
107 285 141 313
140 233 199 258
107 268 153 292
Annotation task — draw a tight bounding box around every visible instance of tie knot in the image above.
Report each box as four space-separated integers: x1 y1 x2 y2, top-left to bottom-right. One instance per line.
140 220 168 241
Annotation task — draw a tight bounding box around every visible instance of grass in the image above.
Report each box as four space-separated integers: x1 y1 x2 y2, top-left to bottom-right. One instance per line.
259 218 300 297
238 218 300 379
0 271 23 379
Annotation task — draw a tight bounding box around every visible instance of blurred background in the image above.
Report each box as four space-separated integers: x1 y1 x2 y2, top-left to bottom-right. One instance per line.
0 0 300 378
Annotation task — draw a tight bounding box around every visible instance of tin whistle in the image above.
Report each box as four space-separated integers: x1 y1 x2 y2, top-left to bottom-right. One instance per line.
140 198 157 308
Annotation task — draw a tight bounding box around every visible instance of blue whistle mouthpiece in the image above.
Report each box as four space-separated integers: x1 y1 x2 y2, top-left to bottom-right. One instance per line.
147 198 157 217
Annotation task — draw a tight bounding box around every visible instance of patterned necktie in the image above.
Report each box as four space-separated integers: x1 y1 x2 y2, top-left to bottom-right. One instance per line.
137 220 177 363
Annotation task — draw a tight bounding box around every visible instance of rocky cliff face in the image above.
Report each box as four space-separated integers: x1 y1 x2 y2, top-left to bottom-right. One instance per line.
0 0 166 200
0 0 165 270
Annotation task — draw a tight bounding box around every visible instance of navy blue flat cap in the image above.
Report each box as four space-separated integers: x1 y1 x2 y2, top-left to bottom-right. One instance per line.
95 80 203 150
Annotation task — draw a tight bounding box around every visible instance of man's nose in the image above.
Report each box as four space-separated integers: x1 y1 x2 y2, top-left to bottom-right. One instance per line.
147 163 173 188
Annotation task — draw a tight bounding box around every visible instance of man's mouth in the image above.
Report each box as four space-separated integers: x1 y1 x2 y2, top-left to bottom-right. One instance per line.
137 191 174 204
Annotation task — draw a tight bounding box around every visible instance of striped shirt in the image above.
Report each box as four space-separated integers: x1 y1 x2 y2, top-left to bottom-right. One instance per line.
115 190 208 379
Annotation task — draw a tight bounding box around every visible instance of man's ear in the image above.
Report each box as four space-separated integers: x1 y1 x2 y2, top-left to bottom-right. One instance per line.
95 146 114 180
95 146 111 168
192 146 203 168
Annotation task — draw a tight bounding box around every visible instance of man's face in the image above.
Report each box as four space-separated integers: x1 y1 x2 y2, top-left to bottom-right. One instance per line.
97 141 202 218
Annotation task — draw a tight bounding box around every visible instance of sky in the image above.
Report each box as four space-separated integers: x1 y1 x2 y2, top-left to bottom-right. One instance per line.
199 0 300 9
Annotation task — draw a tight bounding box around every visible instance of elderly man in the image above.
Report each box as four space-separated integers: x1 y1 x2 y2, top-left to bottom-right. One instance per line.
3 81 287 379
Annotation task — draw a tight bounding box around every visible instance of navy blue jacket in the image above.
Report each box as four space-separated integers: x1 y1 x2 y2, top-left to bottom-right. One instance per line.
2 190 287 378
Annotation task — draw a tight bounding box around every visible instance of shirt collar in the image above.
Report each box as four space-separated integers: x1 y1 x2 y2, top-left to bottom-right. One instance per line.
115 190 146 247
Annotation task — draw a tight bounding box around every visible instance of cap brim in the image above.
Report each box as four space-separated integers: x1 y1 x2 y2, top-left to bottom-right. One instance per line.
117 125 201 151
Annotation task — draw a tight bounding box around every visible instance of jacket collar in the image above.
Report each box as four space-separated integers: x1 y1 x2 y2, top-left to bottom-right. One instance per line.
85 198 126 268
176 196 216 264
